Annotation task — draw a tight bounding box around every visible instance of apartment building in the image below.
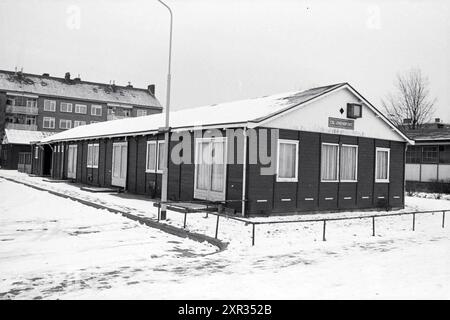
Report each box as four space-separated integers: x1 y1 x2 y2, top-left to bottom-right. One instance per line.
0 69 162 171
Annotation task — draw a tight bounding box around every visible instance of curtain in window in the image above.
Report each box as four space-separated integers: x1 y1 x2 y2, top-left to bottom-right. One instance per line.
211 140 225 192
113 145 121 178
196 141 210 190
146 143 156 171
158 142 165 172
340 146 357 181
278 143 296 179
321 144 339 181
376 150 389 180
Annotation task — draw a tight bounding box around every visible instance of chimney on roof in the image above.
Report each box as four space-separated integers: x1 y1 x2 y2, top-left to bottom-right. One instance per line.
111 80 117 92
435 118 441 123
148 84 155 95
74 74 81 82
42 73 50 77
126 81 133 88
64 72 71 82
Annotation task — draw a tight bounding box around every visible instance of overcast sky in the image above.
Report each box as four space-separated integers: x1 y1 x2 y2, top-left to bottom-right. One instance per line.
1 0 449 121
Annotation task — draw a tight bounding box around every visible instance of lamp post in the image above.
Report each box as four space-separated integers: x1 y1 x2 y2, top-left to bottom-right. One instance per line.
157 0 173 220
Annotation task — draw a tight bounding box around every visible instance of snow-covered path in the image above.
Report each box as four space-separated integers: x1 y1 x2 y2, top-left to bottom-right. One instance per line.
1 172 449 299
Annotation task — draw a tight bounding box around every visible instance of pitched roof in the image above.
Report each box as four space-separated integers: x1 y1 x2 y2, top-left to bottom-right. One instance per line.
0 70 162 108
39 83 411 144
403 128 450 142
2 129 55 145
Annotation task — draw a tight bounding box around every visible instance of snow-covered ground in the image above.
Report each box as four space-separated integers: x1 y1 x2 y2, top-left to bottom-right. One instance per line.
0 170 449 299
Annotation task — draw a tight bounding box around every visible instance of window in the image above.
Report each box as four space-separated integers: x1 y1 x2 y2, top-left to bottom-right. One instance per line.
91 104 102 116
43 100 56 112
26 99 37 108
136 109 147 117
340 145 358 182
60 102 73 113
375 147 390 182
59 119 72 129
347 103 362 119
34 146 39 159
145 141 157 172
422 146 438 163
87 144 99 168
439 145 450 164
75 104 87 114
43 117 55 129
406 146 422 164
145 141 165 173
73 120 86 127
157 141 166 173
321 143 339 182
276 139 299 182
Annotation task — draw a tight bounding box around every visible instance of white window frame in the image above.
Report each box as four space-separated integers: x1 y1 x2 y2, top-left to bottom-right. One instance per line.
43 99 56 112
60 102 73 113
91 104 102 116
145 141 157 173
59 119 72 129
42 117 55 129
74 104 87 114
276 139 299 182
375 147 390 183
340 144 358 182
157 140 165 174
321 143 340 183
87 143 99 168
73 120 86 128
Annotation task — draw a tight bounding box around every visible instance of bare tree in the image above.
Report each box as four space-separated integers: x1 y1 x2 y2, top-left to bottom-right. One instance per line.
382 68 436 130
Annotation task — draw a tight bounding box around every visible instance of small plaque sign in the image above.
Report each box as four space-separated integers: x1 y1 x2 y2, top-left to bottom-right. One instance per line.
328 117 354 130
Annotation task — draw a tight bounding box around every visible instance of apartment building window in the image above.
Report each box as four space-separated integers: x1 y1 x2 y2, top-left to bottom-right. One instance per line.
321 143 340 182
60 102 73 113
26 99 37 108
75 104 87 114
73 120 86 127
136 109 147 117
44 100 56 112
59 119 72 129
91 105 102 116
276 139 299 182
43 117 55 129
87 144 99 168
375 148 390 183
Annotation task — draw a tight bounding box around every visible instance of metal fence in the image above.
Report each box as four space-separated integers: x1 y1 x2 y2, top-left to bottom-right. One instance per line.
154 200 448 246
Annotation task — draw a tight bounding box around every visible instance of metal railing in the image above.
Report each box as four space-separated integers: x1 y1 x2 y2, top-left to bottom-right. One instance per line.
6 105 39 115
153 199 448 246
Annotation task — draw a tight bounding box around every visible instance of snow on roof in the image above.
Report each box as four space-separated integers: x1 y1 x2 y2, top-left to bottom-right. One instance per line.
404 128 450 142
40 83 346 143
0 70 162 108
2 129 55 145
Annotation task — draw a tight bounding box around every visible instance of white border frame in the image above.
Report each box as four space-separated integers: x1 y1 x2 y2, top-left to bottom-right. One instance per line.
276 139 299 182
42 116 55 129
321 142 340 183
111 141 128 187
91 104 103 116
340 144 358 182
375 147 390 183
59 119 72 130
43 99 56 112
74 104 88 114
60 102 73 113
145 140 157 173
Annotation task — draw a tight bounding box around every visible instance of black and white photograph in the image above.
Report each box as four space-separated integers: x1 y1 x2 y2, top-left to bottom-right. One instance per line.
0 0 449 303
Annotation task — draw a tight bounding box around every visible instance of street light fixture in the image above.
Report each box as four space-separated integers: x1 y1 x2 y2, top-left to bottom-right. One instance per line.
157 0 173 220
